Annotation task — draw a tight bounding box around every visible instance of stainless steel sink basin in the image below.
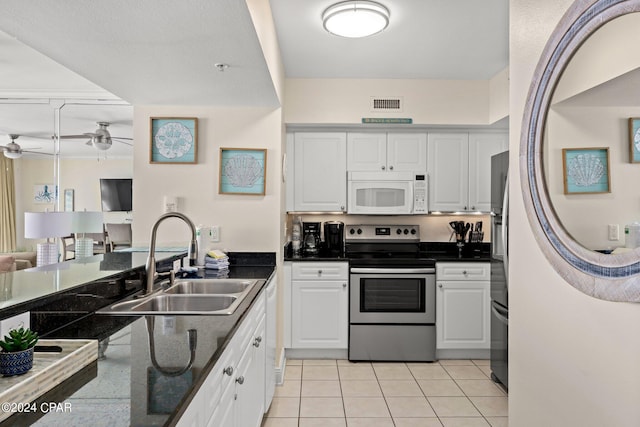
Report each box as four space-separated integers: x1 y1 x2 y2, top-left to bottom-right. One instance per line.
165 279 257 295
97 278 264 315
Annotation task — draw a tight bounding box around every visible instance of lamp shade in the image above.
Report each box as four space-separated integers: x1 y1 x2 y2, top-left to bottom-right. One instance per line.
24 212 72 239
71 211 104 234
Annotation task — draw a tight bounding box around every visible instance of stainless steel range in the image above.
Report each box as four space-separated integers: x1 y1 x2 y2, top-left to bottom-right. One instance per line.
346 224 436 362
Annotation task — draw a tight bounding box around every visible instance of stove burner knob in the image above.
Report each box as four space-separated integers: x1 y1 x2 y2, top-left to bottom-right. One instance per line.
349 228 356 235
411 228 417 235
357 228 363 235
396 228 402 235
403 229 409 235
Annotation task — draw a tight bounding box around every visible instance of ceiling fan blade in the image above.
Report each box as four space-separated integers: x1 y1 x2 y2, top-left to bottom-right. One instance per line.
111 137 133 141
115 140 133 146
59 133 97 139
22 150 52 156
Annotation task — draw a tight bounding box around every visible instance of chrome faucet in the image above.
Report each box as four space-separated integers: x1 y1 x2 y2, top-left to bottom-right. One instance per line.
145 212 198 294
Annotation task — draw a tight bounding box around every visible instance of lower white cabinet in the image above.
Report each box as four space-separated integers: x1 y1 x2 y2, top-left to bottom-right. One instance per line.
286 262 349 349
436 263 490 350
177 280 272 427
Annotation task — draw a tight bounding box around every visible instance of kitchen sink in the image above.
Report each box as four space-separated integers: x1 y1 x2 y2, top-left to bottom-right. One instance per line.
165 278 257 295
97 278 264 316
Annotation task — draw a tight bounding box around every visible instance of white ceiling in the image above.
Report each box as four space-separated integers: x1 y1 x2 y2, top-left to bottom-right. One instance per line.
0 0 509 158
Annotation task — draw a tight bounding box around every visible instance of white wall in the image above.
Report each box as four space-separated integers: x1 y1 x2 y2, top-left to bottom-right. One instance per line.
510 1 640 425
131 106 282 253
285 78 491 125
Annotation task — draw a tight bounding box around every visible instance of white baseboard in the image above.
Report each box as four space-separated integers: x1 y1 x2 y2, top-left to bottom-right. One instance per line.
436 349 490 360
285 348 348 360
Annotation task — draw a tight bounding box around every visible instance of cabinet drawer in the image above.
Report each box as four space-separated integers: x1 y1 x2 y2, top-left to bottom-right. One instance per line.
436 262 489 281
291 262 348 280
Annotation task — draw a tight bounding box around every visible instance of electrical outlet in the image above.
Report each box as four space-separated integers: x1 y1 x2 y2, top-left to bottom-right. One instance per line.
0 312 30 338
211 225 220 243
608 224 620 241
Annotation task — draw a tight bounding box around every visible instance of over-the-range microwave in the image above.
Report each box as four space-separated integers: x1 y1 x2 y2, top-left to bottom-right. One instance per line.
347 171 427 215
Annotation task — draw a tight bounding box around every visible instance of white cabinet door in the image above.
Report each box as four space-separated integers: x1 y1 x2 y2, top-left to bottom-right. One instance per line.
292 280 348 348
347 132 387 171
436 281 490 350
387 133 427 172
235 315 266 427
264 276 277 411
293 132 347 212
468 132 508 212
427 133 469 212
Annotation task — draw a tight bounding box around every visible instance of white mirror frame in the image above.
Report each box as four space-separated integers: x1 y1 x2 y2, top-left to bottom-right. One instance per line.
521 0 640 302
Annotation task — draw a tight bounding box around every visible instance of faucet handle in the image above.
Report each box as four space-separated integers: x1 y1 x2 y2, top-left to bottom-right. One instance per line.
156 269 176 287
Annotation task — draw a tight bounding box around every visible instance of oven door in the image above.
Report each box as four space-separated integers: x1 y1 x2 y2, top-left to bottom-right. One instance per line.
350 268 435 324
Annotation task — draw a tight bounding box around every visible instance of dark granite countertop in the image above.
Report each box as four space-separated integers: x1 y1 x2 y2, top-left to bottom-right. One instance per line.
2 252 276 427
284 242 491 263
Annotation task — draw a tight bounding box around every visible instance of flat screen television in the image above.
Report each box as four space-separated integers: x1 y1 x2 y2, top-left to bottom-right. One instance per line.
100 178 133 212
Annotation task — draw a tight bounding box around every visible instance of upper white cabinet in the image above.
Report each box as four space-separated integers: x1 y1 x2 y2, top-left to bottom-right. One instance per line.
286 132 347 212
347 132 427 172
427 132 507 212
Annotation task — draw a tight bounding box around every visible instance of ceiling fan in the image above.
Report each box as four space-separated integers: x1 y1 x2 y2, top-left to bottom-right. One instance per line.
60 121 133 151
0 134 50 159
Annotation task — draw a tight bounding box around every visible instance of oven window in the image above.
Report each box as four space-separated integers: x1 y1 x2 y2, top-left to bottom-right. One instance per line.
360 278 425 312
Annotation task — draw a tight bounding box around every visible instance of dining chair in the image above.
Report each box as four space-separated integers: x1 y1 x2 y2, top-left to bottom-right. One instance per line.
105 223 132 252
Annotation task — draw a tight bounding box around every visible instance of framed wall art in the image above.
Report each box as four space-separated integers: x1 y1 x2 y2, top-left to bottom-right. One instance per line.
219 148 267 195
628 118 640 163
33 184 57 204
562 147 610 194
150 117 198 164
63 189 74 212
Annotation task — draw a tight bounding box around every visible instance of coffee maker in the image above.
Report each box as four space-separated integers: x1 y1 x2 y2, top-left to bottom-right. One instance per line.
324 221 344 256
302 222 321 255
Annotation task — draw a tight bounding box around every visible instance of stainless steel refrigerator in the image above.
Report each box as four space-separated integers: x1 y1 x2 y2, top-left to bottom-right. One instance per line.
490 151 509 389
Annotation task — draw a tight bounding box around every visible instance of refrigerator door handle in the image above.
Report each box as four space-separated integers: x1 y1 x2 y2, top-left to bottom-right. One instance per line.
501 171 509 289
491 301 509 326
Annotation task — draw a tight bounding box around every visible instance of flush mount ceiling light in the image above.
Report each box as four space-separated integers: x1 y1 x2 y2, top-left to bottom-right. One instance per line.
322 1 390 38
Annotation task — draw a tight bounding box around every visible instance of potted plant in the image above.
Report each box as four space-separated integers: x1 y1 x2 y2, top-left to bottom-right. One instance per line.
0 327 38 376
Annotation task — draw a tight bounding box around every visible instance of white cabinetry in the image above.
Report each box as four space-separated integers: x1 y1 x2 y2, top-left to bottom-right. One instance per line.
347 132 427 172
436 263 490 357
287 132 347 212
176 283 272 427
287 262 349 349
427 132 507 212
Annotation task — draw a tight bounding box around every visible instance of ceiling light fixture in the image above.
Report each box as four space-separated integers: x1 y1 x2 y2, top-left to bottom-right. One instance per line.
322 1 390 38
92 122 112 151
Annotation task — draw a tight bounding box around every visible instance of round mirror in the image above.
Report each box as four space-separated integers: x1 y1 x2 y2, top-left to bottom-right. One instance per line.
521 0 640 301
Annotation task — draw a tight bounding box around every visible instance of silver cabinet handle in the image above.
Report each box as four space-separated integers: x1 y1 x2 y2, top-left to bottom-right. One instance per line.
463 270 468 275
318 270 322 275
236 376 245 385
381 165 386 170
389 165 394 170
438 284 443 288
223 366 234 376
343 283 347 288
253 336 262 347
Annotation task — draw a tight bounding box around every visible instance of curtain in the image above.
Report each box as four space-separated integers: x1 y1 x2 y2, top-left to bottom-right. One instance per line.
0 156 16 252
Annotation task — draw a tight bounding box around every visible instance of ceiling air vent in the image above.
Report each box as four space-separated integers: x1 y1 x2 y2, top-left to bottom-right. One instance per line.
370 97 403 112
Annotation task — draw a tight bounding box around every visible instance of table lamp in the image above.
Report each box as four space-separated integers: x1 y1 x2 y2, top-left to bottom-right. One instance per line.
24 212 72 266
71 211 104 258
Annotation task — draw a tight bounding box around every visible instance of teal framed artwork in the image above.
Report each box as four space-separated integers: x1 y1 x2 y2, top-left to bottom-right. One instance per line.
150 117 198 164
219 148 267 195
562 147 610 194
629 118 640 163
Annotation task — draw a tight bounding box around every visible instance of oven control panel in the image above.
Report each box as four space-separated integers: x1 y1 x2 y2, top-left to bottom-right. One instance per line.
346 224 420 241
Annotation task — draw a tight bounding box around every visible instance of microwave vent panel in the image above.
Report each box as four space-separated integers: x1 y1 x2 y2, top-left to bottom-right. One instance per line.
370 97 403 112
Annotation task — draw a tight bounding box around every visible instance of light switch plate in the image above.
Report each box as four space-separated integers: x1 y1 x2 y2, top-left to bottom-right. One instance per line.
211 226 220 242
608 224 620 241
0 312 30 338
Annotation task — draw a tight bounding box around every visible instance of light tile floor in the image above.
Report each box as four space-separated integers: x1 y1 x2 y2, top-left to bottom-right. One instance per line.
263 359 508 427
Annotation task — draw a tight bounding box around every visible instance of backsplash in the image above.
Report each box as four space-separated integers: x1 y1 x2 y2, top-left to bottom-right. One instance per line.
285 213 492 243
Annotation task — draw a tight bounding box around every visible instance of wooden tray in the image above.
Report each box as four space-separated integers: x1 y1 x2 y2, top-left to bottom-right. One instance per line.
0 339 97 422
